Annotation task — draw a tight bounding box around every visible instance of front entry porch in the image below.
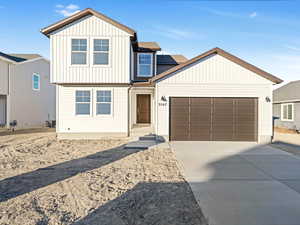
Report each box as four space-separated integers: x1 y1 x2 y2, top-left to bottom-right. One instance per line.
129 87 155 137
136 94 151 123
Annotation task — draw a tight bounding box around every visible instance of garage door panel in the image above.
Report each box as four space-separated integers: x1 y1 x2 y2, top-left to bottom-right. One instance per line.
170 98 189 141
234 98 258 141
212 98 234 141
190 98 212 140
170 97 258 141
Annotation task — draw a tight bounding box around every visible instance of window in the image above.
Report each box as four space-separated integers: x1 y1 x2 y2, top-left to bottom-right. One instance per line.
71 39 87 65
96 90 111 115
138 53 152 77
75 91 91 115
281 103 294 121
32 73 40 90
93 39 109 65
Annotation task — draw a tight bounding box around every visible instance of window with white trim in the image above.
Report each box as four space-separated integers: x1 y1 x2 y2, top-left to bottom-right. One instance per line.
75 90 91 115
32 73 40 91
281 103 294 121
96 90 112 115
138 53 152 77
71 39 87 65
93 39 109 65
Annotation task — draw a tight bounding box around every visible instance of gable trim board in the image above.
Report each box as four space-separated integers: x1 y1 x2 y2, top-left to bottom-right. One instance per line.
274 100 300 104
0 56 15 64
41 8 136 38
150 48 282 84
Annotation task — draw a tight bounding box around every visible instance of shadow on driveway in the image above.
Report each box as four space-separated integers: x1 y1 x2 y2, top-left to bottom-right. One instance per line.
171 141 300 225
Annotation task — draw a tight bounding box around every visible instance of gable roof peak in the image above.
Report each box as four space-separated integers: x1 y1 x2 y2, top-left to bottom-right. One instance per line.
150 47 283 84
41 8 136 38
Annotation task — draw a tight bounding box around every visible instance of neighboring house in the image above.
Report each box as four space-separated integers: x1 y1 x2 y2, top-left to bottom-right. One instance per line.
41 8 283 143
273 80 300 131
0 52 55 129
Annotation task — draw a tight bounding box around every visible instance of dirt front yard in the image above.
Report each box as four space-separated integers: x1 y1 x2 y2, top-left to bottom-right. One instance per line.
0 130 206 225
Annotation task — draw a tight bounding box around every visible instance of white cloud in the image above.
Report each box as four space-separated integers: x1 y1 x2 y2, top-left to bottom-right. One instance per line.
55 4 80 17
66 4 79 10
285 45 300 51
249 12 257 18
207 9 240 18
200 8 259 20
153 26 202 40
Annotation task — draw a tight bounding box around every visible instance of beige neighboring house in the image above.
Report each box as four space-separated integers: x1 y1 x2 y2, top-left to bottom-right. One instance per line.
0 52 55 129
41 8 282 143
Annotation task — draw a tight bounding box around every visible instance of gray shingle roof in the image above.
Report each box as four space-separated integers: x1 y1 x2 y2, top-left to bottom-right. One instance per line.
0 52 41 63
273 80 300 102
157 55 188 65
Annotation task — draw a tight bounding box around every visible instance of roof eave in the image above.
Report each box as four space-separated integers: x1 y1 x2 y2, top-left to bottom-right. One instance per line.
41 8 136 38
150 47 283 84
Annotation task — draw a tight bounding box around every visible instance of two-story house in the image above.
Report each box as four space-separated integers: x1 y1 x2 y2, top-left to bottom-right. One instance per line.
0 52 55 129
41 8 283 143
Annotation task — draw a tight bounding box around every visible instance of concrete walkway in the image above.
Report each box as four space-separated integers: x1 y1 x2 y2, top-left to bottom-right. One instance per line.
171 142 300 225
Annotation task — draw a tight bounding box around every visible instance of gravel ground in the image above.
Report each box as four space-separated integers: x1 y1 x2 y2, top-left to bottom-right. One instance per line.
0 130 207 225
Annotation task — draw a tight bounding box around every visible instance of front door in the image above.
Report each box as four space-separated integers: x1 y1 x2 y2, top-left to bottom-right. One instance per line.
137 94 151 123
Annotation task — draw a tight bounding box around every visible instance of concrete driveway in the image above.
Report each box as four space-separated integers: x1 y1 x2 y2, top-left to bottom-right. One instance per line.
171 142 300 225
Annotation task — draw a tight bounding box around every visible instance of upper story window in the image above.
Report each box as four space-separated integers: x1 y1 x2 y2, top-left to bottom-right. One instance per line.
75 90 91 115
94 39 109 65
96 90 112 115
32 73 40 91
71 39 87 65
138 53 152 77
281 103 294 121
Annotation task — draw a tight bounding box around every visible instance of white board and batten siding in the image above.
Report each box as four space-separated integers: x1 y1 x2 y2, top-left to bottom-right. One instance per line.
156 54 274 143
0 60 9 95
57 85 129 136
50 15 131 84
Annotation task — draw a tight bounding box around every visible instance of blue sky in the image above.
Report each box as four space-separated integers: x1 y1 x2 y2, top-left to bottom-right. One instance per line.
0 0 299 86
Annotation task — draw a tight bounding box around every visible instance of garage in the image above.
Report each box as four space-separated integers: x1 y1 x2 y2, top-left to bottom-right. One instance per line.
153 48 283 144
170 97 258 141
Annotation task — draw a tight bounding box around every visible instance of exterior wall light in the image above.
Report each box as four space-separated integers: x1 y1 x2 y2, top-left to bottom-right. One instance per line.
161 96 167 102
265 96 271 102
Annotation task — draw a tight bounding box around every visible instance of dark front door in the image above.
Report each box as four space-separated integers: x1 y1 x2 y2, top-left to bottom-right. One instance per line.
170 97 258 141
137 94 151 123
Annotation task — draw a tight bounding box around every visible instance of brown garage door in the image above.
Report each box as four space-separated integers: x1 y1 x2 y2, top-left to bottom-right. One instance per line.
170 97 258 141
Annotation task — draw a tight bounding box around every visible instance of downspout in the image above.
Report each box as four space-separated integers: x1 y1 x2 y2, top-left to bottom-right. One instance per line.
127 85 132 137
6 63 10 128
